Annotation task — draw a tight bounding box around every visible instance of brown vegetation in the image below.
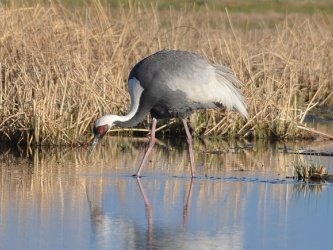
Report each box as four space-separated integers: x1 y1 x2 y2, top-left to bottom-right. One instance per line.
0 1 332 145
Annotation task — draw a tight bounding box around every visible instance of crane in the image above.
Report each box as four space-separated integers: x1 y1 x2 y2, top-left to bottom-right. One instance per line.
91 50 248 178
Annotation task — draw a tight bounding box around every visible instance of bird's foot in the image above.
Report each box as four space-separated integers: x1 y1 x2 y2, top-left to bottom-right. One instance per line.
132 174 142 178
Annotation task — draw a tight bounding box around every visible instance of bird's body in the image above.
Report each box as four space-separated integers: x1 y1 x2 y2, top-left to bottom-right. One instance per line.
92 50 247 177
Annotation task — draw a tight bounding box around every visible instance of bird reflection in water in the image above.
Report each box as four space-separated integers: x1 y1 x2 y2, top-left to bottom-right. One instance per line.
85 178 194 249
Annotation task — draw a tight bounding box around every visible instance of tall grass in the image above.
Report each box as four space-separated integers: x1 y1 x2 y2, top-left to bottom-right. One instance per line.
0 1 332 145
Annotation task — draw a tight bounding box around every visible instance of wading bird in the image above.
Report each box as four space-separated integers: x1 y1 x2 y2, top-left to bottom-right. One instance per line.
91 50 247 177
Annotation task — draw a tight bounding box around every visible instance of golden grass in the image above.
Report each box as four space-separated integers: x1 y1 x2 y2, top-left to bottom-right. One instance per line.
0 1 332 145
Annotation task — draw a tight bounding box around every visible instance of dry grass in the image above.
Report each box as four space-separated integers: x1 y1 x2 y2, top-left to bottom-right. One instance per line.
0 1 332 145
292 155 333 183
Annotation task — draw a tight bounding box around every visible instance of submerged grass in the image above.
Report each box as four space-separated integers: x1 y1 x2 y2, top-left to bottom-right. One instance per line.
0 1 333 145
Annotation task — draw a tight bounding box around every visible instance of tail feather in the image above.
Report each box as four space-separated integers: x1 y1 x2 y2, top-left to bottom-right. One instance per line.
213 65 248 119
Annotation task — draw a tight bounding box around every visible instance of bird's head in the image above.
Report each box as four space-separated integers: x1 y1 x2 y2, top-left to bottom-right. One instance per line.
90 115 117 152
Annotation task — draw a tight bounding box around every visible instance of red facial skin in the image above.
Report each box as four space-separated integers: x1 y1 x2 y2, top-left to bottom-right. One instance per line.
93 124 109 138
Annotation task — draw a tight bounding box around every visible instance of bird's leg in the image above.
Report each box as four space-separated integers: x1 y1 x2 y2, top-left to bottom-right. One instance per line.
133 118 157 177
182 118 195 178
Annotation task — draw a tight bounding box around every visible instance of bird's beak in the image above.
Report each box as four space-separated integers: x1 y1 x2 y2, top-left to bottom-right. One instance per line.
89 134 101 154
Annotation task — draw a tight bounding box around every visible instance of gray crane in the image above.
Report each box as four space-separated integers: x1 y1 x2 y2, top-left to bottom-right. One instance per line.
91 50 248 178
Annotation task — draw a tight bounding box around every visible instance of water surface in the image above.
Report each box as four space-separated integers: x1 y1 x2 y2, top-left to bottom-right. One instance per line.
0 137 333 250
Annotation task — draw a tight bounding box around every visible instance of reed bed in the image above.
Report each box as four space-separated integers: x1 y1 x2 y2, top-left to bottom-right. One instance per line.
0 1 332 145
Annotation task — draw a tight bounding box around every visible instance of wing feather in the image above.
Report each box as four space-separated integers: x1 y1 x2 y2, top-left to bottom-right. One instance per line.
129 50 248 118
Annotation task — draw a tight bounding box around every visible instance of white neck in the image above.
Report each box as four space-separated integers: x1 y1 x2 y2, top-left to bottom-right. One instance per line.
94 77 144 129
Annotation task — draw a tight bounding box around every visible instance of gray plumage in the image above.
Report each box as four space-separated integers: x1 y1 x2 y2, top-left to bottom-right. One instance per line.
113 49 247 128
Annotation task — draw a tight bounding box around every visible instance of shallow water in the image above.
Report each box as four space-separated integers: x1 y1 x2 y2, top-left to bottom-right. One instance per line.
1 137 333 250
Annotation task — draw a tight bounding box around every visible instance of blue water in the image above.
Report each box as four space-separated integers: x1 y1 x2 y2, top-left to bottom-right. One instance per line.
0 137 333 250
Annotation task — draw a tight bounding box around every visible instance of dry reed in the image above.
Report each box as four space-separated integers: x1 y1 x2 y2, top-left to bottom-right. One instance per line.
0 1 332 145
